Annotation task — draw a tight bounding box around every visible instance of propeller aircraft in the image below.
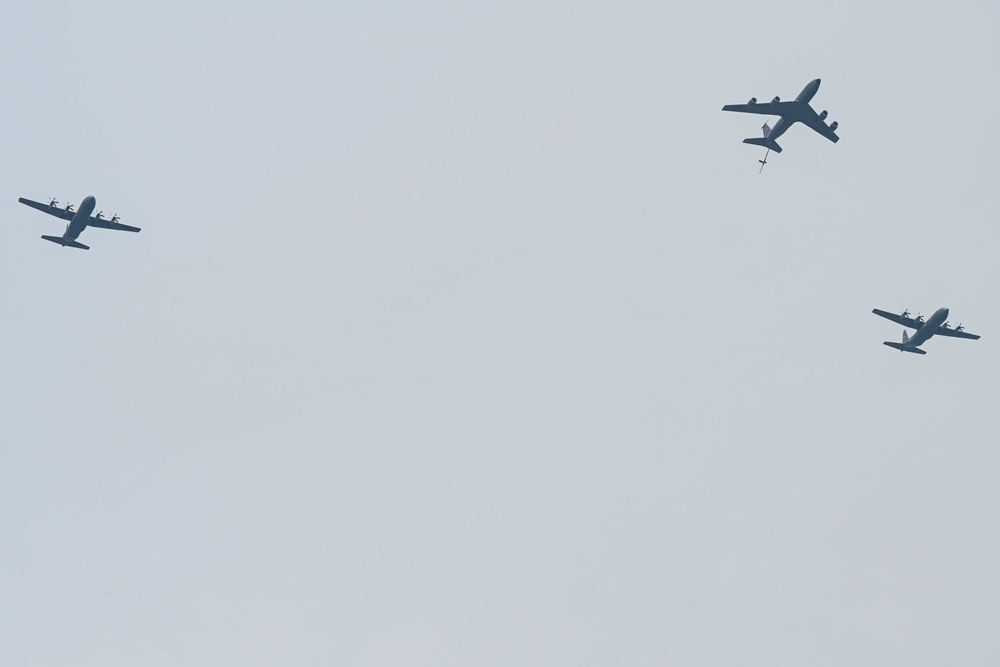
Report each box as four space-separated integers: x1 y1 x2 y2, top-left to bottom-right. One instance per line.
872 307 980 355
18 195 139 250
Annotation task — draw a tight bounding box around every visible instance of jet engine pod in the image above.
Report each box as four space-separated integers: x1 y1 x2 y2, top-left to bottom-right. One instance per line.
818 110 828 121
771 96 780 103
748 97 757 105
829 121 838 131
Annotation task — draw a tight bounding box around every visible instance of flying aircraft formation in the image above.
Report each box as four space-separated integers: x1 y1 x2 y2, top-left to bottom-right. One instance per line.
11 77 980 357
722 79 980 356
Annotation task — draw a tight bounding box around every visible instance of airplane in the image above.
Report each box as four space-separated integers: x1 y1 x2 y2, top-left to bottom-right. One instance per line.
18 195 139 250
872 307 980 355
722 79 840 156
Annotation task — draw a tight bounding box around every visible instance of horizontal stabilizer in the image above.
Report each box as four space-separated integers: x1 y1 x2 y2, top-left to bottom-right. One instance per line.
883 341 926 355
743 137 782 153
41 235 89 250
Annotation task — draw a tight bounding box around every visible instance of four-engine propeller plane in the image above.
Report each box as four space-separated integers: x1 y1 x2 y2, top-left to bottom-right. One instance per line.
723 79 840 157
872 307 980 355
18 195 139 250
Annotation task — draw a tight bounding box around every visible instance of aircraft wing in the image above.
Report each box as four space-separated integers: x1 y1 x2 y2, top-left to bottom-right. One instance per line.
872 308 925 329
87 217 141 233
722 100 799 116
18 197 75 221
935 327 981 340
799 105 840 143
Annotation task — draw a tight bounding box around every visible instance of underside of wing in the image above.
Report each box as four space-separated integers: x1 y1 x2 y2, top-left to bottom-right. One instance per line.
88 217 141 233
18 197 74 221
722 101 798 116
872 308 923 329
799 105 840 143
935 327 981 340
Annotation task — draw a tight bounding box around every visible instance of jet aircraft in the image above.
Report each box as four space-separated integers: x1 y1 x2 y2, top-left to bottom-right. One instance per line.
872 307 980 355
722 79 840 156
18 196 139 249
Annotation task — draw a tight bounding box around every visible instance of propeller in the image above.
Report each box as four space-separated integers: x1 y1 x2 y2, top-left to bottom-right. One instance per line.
915 313 924 323
110 214 119 223
942 321 951 329
956 324 964 332
901 309 910 318
65 203 74 212
95 210 104 220
48 198 59 207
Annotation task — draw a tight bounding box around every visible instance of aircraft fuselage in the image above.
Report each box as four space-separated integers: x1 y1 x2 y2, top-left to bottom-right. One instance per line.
907 307 949 347
65 196 96 240
765 79 821 141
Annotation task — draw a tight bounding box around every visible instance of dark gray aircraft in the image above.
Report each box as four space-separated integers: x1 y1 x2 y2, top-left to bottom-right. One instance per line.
18 196 139 249
872 307 980 355
722 79 840 156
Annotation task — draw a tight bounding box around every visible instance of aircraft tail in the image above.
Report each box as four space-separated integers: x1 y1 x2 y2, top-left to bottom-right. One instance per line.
902 330 910 345
883 341 926 355
742 137 782 153
41 235 89 250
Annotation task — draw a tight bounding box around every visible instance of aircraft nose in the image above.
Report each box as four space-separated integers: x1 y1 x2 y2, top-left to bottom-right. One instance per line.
813 78 821 86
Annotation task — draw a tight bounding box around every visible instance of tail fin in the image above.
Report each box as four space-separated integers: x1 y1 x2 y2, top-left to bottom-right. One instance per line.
902 330 910 344
762 122 772 137
742 137 783 153
41 235 90 250
883 341 926 355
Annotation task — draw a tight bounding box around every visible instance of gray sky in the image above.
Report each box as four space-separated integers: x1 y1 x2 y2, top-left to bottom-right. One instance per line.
2 1 999 665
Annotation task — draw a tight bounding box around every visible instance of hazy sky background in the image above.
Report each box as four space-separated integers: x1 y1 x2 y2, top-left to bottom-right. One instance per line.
2 1 999 665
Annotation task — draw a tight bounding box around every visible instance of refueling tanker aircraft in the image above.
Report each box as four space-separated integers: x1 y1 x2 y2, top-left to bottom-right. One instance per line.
722 79 840 156
872 307 980 355
18 195 139 250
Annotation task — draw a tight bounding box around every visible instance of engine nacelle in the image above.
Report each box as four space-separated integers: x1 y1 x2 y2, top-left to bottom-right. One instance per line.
748 97 757 105
818 110 828 121
829 121 838 131
771 96 780 104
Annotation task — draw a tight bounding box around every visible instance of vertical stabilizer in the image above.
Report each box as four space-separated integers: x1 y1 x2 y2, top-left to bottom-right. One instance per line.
762 122 772 137
902 331 910 344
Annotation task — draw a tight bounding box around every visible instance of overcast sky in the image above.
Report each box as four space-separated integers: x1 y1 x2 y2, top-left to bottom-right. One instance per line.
2 1 999 666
